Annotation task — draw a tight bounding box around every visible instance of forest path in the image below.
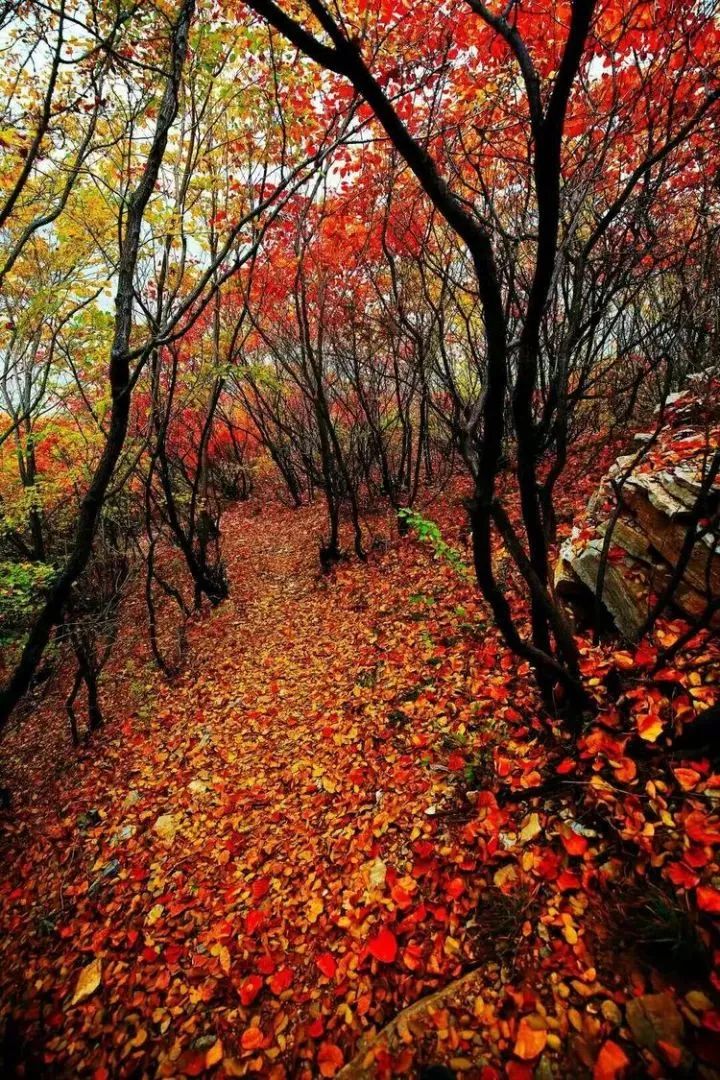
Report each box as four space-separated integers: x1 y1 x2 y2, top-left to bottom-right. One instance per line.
2 494 530 1078
3 496 713 1078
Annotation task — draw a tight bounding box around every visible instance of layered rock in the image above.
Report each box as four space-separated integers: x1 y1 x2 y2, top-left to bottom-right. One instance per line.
555 373 720 640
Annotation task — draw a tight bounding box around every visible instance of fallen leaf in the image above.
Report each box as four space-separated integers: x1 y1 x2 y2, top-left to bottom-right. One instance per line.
368 927 397 963
514 1016 547 1060
594 1039 629 1080
71 957 102 1006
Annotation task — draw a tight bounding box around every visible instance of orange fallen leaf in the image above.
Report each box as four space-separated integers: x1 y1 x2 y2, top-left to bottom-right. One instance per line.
594 1039 629 1080
241 1027 265 1052
317 1041 344 1077
514 1016 547 1060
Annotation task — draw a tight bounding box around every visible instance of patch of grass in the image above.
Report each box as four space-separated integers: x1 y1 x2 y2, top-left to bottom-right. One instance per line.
611 880 710 980
468 885 540 967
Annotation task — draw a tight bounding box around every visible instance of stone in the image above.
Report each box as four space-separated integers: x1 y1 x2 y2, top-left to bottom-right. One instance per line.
626 992 684 1051
555 379 720 640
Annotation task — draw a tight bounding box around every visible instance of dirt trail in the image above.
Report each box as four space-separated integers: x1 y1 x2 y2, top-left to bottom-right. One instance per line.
4 498 708 1079
1 497 516 1078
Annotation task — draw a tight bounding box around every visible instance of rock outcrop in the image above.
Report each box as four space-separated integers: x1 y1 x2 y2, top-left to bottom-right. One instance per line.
556 372 720 640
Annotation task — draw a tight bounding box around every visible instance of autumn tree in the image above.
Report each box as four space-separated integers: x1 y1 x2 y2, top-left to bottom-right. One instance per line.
237 0 720 713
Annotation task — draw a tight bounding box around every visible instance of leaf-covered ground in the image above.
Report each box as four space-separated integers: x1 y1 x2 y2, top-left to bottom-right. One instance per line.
1 485 720 1079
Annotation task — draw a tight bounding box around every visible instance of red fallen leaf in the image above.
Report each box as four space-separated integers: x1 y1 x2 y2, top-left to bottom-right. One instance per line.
402 942 424 971
183 1050 208 1076
269 967 293 994
654 666 685 684
368 927 398 963
665 862 699 889
245 909 264 934
444 877 465 900
307 1017 324 1038
240 1026 265 1051
594 1039 629 1080
560 829 588 857
239 974 263 1006
317 1041 344 1077
636 711 663 742
316 952 336 978
607 544 626 564
251 876 270 900
686 812 720 845
556 870 581 892
697 886 720 914
657 1041 683 1067
703 1011 720 1031
391 885 413 909
506 1063 533 1080
447 751 465 771
634 642 657 668
556 758 575 775
257 953 276 974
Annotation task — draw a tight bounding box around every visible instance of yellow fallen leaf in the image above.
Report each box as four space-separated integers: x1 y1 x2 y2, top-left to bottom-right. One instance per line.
147 903 164 925
519 812 542 844
564 924 578 945
71 957 102 1005
307 896 324 924
205 1039 223 1068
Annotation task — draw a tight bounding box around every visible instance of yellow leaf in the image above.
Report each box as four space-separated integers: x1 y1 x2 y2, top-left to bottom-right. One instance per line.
147 903 164 925
307 896 324 924
519 812 542 844
205 1039 223 1068
636 712 663 742
71 957 102 1005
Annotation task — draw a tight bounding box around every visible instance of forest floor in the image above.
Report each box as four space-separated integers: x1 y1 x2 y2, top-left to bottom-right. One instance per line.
1 484 720 1079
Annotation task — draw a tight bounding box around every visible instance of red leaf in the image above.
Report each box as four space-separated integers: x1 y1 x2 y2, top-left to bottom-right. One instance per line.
445 877 465 900
368 927 398 964
245 909 265 934
665 862 699 889
316 952 336 978
269 967 293 994
560 829 588 857
239 974 263 1006
697 885 720 915
251 876 270 900
593 1039 629 1080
